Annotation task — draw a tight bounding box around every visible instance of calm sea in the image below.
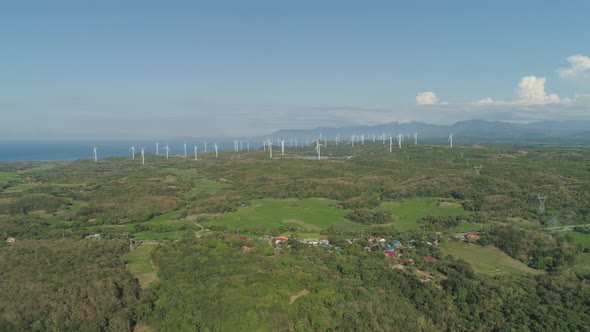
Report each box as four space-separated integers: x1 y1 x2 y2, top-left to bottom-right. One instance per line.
0 140 260 162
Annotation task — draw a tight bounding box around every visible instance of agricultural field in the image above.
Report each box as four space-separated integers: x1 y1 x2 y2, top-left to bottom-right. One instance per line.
380 198 471 231
568 231 590 247
206 198 355 232
439 241 543 276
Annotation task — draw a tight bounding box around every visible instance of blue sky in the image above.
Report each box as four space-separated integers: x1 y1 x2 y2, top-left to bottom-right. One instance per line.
2 0 590 139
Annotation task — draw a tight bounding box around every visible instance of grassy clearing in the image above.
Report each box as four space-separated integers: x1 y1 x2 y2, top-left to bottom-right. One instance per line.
186 178 232 197
148 209 185 224
0 171 17 183
133 230 194 240
439 241 543 276
450 222 486 233
381 198 471 231
208 198 356 231
568 231 590 247
121 244 159 288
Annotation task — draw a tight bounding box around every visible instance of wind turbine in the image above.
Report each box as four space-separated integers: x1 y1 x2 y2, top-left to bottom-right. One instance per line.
214 143 218 158
184 142 187 158
414 132 418 145
397 134 402 149
130 145 136 160
351 135 355 147
448 133 454 148
389 136 393 153
204 142 207 153
267 139 273 159
140 147 145 165
162 145 171 159
194 146 198 161
315 140 323 160
156 142 159 155
281 140 285 156
93 146 97 162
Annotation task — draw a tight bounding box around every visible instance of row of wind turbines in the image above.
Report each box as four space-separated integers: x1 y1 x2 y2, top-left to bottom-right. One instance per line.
91 132 456 162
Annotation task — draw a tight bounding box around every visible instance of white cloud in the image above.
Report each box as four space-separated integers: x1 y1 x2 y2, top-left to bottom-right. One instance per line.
475 76 561 106
476 97 494 105
416 91 439 105
557 54 590 79
516 76 561 104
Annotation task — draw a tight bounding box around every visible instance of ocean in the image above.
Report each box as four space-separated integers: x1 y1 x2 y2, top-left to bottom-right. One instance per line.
0 140 261 162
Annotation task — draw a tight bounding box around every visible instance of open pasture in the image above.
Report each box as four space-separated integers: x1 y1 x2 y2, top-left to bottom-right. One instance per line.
207 198 356 231
440 241 543 276
381 198 471 231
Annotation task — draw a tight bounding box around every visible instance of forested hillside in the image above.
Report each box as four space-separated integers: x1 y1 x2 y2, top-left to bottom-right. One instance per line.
1 143 590 331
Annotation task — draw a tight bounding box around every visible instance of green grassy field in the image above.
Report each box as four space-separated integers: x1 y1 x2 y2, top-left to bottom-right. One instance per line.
186 178 232 196
439 241 543 276
208 198 357 231
568 231 590 247
381 198 471 231
133 230 195 240
0 171 17 183
121 244 159 288
450 222 486 233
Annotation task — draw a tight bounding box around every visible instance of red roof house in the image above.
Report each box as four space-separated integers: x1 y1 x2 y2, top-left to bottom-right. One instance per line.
424 256 439 263
384 250 397 258
465 232 480 240
274 236 289 244
239 236 248 241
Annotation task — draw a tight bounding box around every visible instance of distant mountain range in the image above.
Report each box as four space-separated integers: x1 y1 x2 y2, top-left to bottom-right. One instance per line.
270 120 590 143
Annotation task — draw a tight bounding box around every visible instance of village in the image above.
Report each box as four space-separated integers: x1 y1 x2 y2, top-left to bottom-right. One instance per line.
236 231 483 283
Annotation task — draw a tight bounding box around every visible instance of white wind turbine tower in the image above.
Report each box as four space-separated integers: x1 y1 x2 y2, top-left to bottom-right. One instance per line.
389 136 393 152
140 147 145 165
361 134 365 145
194 146 198 161
324 137 327 147
351 135 355 147
414 132 418 145
130 145 136 160
372 135 375 143
240 141 243 151
162 145 171 159
156 142 159 155
397 134 402 149
184 142 187 158
204 142 207 153
93 146 98 162
214 143 218 158
281 140 285 156
247 142 250 151
448 133 454 148
263 140 266 151
315 140 323 160
267 139 273 159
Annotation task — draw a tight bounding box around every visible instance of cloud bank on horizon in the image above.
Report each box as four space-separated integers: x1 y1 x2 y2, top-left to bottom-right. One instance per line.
414 54 589 123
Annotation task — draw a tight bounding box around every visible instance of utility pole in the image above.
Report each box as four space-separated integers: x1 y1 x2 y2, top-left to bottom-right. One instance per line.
474 165 482 175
